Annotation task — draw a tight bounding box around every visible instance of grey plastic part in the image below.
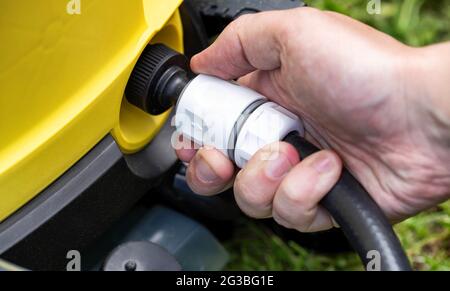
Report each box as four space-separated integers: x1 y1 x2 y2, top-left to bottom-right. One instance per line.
121 206 229 271
103 241 182 271
124 111 178 179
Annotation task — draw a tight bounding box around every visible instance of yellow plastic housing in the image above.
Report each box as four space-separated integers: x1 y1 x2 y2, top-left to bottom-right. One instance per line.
0 0 184 221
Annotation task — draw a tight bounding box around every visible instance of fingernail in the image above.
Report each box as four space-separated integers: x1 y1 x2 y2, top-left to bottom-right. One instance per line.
195 157 220 183
265 152 293 179
313 155 334 173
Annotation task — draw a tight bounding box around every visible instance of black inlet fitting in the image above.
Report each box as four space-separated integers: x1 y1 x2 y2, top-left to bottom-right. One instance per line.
125 44 190 115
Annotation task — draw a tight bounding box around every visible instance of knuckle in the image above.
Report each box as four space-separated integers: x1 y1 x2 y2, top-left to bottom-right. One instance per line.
295 6 323 20
280 180 311 207
233 13 253 25
294 221 313 233
234 171 271 209
227 13 252 35
272 203 309 232
273 211 317 233
272 212 293 229
274 204 313 233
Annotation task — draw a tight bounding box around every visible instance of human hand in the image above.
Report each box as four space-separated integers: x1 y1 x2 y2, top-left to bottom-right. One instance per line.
175 7 450 232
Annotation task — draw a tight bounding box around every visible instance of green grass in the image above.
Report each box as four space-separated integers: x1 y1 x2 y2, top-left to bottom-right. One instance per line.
225 201 450 270
311 0 450 46
224 0 450 271
225 221 362 271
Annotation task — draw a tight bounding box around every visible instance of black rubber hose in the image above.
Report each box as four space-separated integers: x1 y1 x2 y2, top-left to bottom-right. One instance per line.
283 133 412 271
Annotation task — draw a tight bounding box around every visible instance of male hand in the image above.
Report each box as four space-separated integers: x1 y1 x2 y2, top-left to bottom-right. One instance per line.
176 7 450 232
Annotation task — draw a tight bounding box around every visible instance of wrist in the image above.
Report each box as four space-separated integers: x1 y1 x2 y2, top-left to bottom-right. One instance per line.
406 43 450 147
401 44 450 199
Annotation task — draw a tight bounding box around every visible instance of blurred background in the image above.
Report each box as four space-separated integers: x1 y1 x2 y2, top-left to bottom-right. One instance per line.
224 0 450 271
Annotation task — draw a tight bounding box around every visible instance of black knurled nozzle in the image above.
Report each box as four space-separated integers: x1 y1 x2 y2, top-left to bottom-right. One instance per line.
125 44 190 115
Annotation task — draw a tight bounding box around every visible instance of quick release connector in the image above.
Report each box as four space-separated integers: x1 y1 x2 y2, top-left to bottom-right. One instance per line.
126 44 303 167
175 74 303 167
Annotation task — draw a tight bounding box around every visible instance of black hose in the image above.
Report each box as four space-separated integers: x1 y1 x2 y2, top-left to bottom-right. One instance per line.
283 133 412 271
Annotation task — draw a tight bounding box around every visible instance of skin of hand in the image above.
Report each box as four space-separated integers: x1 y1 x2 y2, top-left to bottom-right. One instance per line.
175 7 450 232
